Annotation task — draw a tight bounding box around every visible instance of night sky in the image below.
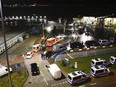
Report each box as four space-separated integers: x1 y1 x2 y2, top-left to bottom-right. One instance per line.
2 0 116 18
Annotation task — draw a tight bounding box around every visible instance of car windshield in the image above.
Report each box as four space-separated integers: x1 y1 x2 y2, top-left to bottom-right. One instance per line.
96 61 103 65
111 58 114 61
68 75 71 80
102 41 107 43
96 70 104 74
73 76 81 81
91 61 94 64
27 54 31 56
91 68 94 73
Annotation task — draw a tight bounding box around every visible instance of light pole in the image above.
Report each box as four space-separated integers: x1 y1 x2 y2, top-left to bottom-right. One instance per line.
0 0 12 87
39 16 47 39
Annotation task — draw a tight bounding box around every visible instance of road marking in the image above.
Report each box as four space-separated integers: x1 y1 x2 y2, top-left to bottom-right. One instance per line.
90 83 96 85
62 82 65 84
79 85 85 87
60 83 62 85
67 53 73 59
64 81 68 83
40 71 48 85
51 81 68 87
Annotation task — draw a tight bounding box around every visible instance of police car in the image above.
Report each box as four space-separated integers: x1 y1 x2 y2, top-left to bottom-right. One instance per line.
90 65 110 77
67 70 89 85
110 56 116 65
91 58 106 67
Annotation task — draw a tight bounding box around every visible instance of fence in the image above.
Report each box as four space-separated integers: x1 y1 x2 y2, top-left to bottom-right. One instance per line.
0 32 25 54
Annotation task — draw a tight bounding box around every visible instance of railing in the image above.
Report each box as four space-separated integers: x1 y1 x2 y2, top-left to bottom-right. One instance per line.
0 32 25 54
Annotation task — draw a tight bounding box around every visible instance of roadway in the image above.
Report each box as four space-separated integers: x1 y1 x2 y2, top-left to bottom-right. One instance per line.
23 52 53 87
0 34 38 64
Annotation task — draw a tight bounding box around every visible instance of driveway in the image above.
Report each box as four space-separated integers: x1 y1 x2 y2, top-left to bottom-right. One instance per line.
23 52 53 87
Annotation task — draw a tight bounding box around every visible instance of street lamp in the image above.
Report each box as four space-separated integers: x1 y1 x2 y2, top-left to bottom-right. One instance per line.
39 16 47 39
0 0 13 87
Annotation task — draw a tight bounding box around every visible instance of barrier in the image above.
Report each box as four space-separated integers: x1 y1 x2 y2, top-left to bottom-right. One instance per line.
0 32 25 54
14 57 18 61
1 61 6 65
9 60 12 63
1 55 23 65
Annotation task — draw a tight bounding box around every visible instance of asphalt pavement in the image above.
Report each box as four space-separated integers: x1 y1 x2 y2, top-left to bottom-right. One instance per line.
23 52 53 87
0 35 39 65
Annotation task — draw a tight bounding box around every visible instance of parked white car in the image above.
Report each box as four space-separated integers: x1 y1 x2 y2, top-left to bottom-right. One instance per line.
23 51 34 59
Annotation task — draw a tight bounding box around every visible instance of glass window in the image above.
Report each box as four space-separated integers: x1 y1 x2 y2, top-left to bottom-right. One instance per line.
91 61 94 64
83 74 86 77
73 76 81 81
111 58 114 61
27 54 31 56
96 70 104 74
91 69 94 73
96 61 103 65
68 75 71 80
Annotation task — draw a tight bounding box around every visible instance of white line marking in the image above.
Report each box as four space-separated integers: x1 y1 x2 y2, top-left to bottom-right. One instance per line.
67 53 73 59
40 71 48 85
60 83 62 85
62 82 65 84
79 85 85 87
64 81 68 83
90 83 96 85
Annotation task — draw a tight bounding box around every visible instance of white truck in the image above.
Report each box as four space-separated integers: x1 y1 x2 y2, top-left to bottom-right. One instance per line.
47 64 62 79
0 64 12 77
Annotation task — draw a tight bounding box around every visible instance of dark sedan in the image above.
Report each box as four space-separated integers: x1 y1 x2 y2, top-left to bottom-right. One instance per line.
30 63 40 76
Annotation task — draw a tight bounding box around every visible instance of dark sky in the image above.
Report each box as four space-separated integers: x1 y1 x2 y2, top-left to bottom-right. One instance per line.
2 0 116 18
2 0 115 5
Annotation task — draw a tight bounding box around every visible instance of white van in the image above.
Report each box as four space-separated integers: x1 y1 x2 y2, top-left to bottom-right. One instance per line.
90 65 110 77
67 70 89 85
47 64 62 79
0 64 12 77
91 58 106 67
110 56 116 65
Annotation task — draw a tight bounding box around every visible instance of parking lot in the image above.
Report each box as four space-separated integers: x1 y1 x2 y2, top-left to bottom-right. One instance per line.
23 52 53 87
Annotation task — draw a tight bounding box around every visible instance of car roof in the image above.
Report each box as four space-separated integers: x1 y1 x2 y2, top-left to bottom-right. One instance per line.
30 63 37 66
91 65 107 71
92 58 105 62
27 51 32 54
33 44 40 47
68 70 85 78
111 56 116 59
